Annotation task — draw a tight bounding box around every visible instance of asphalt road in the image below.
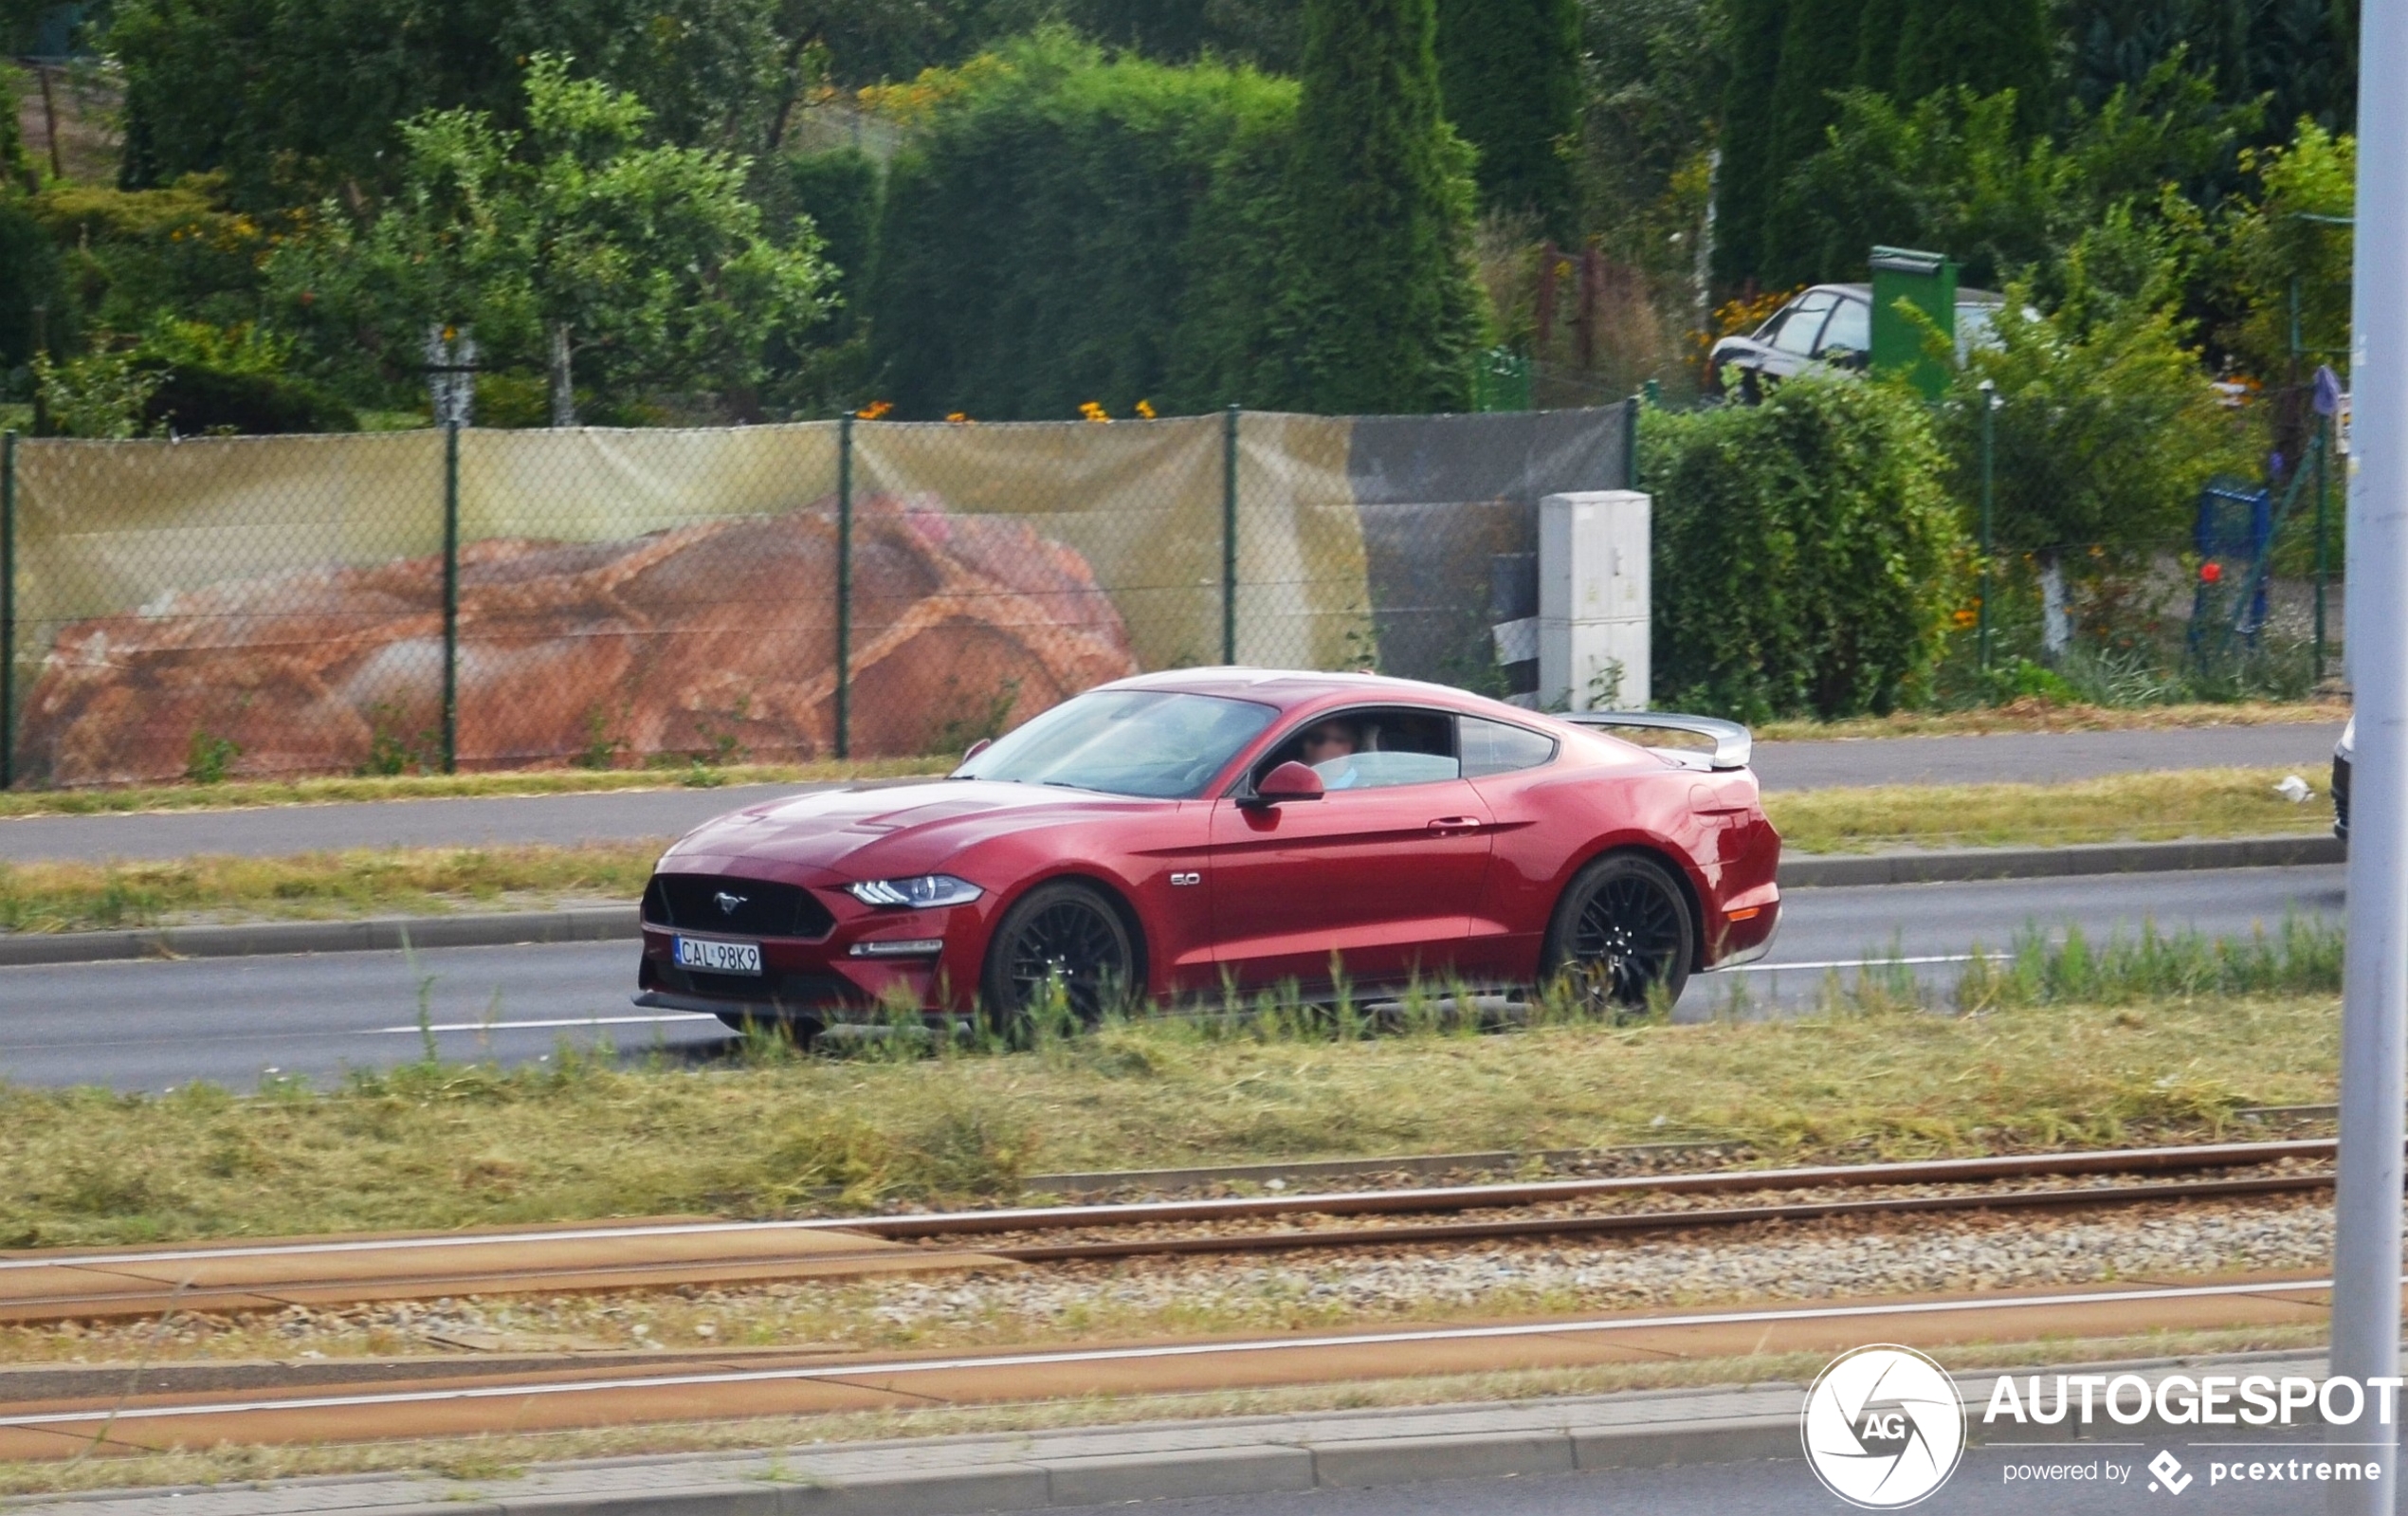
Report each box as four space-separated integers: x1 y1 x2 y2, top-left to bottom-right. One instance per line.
0 864 2343 1092
0 723 2346 864
1045 1436 2388 1515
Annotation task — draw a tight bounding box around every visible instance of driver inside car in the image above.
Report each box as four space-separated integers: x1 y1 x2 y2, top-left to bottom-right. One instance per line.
1300 720 1365 790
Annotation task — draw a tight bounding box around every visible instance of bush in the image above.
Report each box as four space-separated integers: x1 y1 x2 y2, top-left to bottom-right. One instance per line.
865 32 1299 419
1643 377 1967 721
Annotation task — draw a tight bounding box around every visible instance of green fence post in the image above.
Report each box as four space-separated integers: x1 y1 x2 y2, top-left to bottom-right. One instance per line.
1622 396 1640 490
2314 422 2330 685
1978 379 1997 675
441 422 460 775
835 412 854 758
1222 404 1239 665
1 430 14 791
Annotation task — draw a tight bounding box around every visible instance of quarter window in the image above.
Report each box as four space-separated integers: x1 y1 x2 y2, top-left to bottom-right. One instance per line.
1460 716 1558 777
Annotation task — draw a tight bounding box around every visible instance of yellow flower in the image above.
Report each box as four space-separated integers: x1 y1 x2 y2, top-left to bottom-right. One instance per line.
1134 398 1157 419
1079 401 1109 422
945 411 972 423
857 399 894 420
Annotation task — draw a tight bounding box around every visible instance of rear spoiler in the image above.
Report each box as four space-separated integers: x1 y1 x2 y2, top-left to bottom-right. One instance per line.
1560 711 1752 772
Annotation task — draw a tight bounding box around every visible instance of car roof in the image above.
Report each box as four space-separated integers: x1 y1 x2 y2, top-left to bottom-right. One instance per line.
1099 666 1512 716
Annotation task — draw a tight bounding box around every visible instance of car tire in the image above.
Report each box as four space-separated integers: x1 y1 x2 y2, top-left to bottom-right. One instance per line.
1541 852 1694 1014
979 880 1139 1039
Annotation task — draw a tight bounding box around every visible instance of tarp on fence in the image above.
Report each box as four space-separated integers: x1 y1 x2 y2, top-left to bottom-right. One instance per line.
3 406 1629 784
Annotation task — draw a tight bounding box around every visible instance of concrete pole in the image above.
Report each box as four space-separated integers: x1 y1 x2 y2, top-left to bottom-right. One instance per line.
2330 0 2408 1507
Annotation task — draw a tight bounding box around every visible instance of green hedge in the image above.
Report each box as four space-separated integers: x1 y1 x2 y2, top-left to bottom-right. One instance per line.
866 34 1298 419
1643 378 1968 721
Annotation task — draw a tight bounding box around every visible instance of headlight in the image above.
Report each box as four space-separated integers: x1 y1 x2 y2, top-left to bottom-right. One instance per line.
846 874 983 908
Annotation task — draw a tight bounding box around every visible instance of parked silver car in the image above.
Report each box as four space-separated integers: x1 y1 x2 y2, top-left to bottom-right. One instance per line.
1707 283 2007 393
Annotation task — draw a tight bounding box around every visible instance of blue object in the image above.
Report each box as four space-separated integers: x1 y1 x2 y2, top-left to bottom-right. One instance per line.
2194 475 2272 643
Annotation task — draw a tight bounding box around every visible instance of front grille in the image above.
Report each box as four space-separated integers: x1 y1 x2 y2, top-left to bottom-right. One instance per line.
645 957 857 1008
642 873 835 939
645 967 862 1015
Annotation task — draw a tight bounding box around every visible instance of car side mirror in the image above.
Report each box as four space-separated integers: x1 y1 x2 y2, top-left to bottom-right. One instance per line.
1249 760 1324 805
962 738 993 761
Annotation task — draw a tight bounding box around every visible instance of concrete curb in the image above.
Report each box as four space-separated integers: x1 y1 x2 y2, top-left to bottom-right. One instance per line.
1779 831 2343 887
0 906 636 968
1 1350 2334 1516
0 832 2344 968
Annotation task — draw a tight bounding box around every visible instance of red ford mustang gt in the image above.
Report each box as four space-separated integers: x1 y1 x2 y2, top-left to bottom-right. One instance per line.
633 669 1781 1033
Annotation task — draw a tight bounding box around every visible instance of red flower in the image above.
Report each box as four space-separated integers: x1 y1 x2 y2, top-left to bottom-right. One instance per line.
2200 561 2223 583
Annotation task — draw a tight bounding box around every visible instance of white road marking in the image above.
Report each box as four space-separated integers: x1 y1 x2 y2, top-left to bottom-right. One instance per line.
364 1014 720 1034
1724 951 2004 974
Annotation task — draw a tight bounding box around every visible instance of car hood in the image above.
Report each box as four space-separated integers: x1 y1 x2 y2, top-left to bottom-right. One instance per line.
660 779 1162 878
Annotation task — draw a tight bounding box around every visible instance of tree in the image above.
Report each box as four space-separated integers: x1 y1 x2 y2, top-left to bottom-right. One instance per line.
1433 0 1581 235
2069 0 2355 146
1710 0 1786 290
1779 64 2250 290
265 55 830 419
1888 0 2052 134
2216 119 2353 380
1275 0 1484 412
1937 240 2250 575
1759 0 1867 282
1575 0 1724 276
109 0 794 203
865 33 1296 418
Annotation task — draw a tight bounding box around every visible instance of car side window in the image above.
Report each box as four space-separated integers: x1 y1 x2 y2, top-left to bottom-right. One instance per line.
1253 707 1461 792
1815 297 1870 358
1770 292 1835 356
1460 716 1558 778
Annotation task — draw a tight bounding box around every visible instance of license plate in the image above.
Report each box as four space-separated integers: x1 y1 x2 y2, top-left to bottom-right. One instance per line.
674 937 762 975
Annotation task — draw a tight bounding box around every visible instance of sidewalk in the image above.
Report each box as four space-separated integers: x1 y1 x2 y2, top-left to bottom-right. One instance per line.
0 723 2347 864
0 1350 2328 1516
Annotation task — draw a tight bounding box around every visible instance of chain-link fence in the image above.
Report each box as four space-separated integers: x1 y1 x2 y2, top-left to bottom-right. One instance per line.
0 404 1634 786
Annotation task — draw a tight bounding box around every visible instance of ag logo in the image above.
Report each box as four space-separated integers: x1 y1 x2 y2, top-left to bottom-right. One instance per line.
1801 1344 1966 1507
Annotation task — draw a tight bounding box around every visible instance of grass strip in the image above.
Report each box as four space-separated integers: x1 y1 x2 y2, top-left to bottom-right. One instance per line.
1753 697 2347 741
0 758 952 820
0 1322 2331 1495
1763 765 2330 853
0 921 2344 1249
0 844 664 934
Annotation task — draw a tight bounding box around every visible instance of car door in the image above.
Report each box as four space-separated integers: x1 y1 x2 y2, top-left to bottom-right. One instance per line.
1207 706 1494 995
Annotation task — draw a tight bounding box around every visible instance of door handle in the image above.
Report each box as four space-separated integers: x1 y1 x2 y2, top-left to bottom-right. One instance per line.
1426 816 1482 834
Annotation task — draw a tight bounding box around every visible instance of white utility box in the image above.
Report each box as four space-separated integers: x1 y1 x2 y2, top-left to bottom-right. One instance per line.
1538 490 1651 711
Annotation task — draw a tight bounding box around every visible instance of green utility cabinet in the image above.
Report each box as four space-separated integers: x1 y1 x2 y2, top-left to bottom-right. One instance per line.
1870 246 1957 399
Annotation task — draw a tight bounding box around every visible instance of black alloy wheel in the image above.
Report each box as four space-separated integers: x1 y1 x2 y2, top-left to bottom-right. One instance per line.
979 881 1138 1036
1543 853 1695 1013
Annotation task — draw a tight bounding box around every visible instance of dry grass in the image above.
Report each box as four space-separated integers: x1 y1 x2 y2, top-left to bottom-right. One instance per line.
0 1320 2329 1496
0 844 663 934
1754 697 2346 742
1767 766 2330 853
0 758 951 820
0 982 2340 1250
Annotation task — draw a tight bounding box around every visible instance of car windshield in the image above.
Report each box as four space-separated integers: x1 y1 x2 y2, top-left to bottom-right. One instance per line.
953 689 1279 798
